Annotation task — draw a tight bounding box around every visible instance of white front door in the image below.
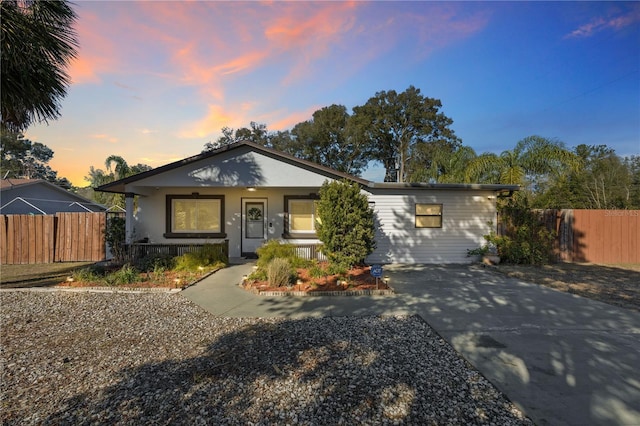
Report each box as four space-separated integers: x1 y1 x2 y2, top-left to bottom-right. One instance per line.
241 198 267 257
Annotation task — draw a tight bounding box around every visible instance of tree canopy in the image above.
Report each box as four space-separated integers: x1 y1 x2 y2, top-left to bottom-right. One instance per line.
0 128 70 187
465 136 580 192
199 86 638 209
351 86 461 182
1 0 78 131
84 156 151 208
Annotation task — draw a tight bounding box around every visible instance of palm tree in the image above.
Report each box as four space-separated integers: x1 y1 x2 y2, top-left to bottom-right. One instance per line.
105 155 131 180
465 136 580 192
1 0 78 131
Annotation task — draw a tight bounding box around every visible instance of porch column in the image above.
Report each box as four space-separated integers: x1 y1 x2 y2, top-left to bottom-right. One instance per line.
125 193 135 244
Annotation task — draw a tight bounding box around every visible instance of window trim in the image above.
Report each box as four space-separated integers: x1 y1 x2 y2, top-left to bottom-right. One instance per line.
164 194 226 238
415 203 443 229
283 195 319 239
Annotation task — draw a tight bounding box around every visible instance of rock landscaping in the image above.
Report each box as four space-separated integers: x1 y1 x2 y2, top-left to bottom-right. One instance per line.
0 291 532 425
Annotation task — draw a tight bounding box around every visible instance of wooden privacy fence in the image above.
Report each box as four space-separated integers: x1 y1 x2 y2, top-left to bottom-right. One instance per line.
556 209 639 264
521 209 639 264
0 212 106 264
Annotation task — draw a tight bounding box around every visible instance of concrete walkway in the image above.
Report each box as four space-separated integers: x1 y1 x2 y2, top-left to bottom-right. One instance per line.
182 262 640 426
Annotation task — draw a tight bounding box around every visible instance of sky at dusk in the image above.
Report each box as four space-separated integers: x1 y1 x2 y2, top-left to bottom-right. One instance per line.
24 1 640 187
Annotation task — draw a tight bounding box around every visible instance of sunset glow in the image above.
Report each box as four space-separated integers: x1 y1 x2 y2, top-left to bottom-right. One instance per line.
23 1 639 187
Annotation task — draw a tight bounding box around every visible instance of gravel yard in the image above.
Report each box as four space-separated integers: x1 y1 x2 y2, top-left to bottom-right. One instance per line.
1 291 531 425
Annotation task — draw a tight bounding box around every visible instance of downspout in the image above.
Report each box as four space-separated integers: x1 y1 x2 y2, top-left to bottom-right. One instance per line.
125 193 135 244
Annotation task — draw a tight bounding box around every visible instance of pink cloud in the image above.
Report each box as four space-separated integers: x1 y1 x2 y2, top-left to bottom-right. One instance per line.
268 106 320 131
89 134 119 144
566 7 640 38
68 10 119 84
178 104 240 139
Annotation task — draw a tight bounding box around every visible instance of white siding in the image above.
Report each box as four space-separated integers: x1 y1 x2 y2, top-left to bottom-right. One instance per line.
133 187 323 258
365 189 497 264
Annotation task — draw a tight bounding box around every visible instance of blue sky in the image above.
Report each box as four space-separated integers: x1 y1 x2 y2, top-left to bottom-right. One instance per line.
25 1 640 186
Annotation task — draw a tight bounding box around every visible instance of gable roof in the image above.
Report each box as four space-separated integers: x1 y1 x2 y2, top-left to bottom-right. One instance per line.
95 141 519 194
0 179 106 214
96 141 369 194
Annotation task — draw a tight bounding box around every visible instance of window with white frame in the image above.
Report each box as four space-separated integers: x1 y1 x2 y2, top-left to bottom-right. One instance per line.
415 203 442 228
165 195 225 238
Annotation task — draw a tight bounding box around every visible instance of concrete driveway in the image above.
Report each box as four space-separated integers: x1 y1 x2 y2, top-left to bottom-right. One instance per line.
182 263 640 426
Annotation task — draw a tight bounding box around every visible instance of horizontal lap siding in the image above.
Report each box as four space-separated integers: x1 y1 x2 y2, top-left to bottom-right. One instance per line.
366 190 496 264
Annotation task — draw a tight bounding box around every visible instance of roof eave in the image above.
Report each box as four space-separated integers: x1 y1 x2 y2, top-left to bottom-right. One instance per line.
365 182 520 192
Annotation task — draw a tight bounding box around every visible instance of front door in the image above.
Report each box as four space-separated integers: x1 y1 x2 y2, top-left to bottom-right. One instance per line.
241 198 267 257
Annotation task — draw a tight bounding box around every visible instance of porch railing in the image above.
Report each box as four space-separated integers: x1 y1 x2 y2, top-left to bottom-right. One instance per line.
123 241 229 263
293 243 326 261
121 241 322 263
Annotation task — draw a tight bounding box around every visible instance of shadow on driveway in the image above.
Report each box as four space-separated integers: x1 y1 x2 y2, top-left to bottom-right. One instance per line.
184 263 640 426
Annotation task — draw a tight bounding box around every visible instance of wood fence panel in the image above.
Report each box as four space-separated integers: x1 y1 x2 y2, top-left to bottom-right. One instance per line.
567 210 639 264
629 215 639 263
0 212 106 264
0 215 7 264
32 215 42 264
43 214 54 263
91 213 106 261
54 212 106 262
19 216 29 264
0 215 55 264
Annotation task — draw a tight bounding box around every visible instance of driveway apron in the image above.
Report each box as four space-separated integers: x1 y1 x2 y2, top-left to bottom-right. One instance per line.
183 263 640 426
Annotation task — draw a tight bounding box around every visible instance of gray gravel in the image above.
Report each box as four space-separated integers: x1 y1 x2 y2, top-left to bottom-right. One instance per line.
0 291 532 425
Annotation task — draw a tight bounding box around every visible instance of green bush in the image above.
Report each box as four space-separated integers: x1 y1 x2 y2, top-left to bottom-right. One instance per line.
104 264 140 286
72 265 105 283
327 262 348 276
315 180 376 269
105 216 126 263
256 240 309 269
174 244 228 271
135 253 176 272
308 262 327 279
267 258 295 287
248 268 267 282
492 197 556 264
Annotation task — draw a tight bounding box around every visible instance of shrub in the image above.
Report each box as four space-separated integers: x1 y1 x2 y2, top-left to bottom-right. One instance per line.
105 216 126 263
135 253 176 272
256 240 309 269
104 264 140 286
267 258 295 287
315 180 376 269
174 244 228 271
327 262 348 276
72 265 104 283
493 197 556 264
248 268 267 282
308 262 327 279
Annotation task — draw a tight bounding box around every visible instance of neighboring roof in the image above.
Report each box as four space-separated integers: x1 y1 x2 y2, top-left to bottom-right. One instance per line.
0 179 106 214
0 178 44 190
96 141 369 194
95 141 520 194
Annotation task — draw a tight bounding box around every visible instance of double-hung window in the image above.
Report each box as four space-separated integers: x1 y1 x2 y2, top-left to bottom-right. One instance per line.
415 203 442 228
165 195 225 238
284 196 318 238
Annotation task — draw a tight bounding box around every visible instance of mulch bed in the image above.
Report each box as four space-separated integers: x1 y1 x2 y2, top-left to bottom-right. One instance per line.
242 264 391 294
54 270 214 290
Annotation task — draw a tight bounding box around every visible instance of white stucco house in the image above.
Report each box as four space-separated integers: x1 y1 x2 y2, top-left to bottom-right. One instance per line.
96 141 518 264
